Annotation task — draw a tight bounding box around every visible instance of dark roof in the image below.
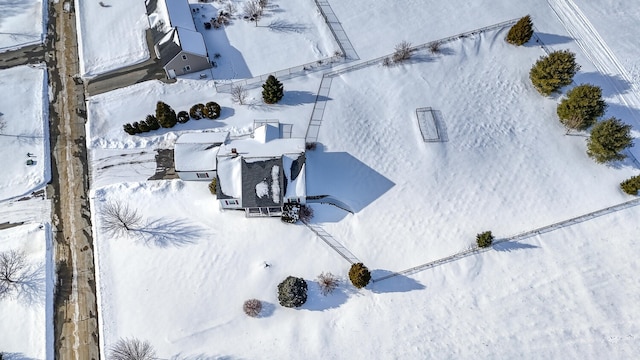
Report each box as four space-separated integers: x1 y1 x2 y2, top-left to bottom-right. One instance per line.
241 158 284 208
157 29 182 66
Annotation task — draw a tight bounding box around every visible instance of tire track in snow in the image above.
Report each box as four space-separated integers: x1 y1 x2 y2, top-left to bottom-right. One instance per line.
547 0 640 165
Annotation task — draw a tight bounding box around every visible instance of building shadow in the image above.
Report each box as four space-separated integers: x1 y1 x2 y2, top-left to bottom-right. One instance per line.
306 148 395 214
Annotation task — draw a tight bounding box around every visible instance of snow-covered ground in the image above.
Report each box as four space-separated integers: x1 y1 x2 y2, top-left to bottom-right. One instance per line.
0 223 54 359
82 0 640 358
0 65 50 202
76 0 150 77
0 0 45 52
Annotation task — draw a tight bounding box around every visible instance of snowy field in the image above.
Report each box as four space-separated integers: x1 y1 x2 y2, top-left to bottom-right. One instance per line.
0 223 54 359
0 0 44 52
76 0 150 77
84 0 640 358
0 65 50 201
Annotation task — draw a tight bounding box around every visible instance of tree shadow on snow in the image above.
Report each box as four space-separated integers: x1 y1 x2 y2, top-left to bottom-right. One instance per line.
301 280 354 311
279 91 330 106
573 72 632 98
492 241 538 252
528 32 573 47
257 301 276 318
368 270 425 294
267 20 309 34
133 218 207 247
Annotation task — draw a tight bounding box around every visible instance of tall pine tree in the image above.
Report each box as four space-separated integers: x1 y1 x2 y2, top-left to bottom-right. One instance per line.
557 84 607 131
529 50 580 96
156 101 177 128
506 15 534 46
587 117 633 163
262 75 284 104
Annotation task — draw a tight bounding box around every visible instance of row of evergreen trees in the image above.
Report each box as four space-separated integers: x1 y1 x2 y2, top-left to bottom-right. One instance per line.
123 101 221 135
506 16 633 166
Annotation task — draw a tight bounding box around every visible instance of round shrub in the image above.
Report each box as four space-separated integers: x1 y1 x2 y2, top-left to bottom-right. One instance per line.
348 263 371 289
204 101 221 119
277 276 307 308
476 231 494 248
243 299 262 317
177 111 190 124
190 104 205 120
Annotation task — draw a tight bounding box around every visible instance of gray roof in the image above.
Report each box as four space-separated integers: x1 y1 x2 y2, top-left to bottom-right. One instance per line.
157 29 182 66
241 158 284 208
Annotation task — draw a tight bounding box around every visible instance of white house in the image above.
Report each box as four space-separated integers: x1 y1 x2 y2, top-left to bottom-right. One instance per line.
216 123 306 216
174 132 229 181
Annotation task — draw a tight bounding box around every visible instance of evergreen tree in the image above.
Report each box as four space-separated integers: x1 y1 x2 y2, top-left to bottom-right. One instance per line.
138 121 150 132
262 75 284 104
156 101 177 128
476 231 494 248
131 121 143 134
277 276 308 308
529 50 580 96
348 263 371 289
587 117 633 163
557 84 607 131
506 15 534 46
123 123 136 135
620 175 640 195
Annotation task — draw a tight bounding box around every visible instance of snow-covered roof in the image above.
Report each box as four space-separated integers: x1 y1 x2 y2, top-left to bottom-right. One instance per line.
253 123 280 143
218 138 305 159
175 27 208 57
217 155 243 198
163 0 196 31
174 132 229 172
283 154 306 200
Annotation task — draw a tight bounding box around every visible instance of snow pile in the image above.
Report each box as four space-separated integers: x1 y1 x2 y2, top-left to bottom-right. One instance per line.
0 65 49 201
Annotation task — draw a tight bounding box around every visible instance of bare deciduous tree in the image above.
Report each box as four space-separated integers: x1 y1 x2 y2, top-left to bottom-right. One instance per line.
230 84 248 105
243 298 262 317
392 41 413 63
109 338 156 360
317 272 339 296
224 2 237 15
0 112 6 134
429 41 441 54
243 0 263 26
564 115 585 135
101 201 143 237
0 250 28 298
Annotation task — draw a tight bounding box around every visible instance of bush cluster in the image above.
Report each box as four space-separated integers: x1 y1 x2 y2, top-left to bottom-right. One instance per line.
277 276 307 308
620 175 640 195
476 231 494 248
123 101 223 135
348 263 371 289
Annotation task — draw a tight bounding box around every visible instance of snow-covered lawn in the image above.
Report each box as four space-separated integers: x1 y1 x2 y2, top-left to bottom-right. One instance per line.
76 0 150 77
193 0 338 79
0 223 54 359
0 65 50 201
86 73 322 149
0 0 44 52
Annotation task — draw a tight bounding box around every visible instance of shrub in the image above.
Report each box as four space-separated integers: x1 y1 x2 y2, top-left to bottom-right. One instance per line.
392 41 412 63
429 41 441 54
305 142 317 151
137 121 150 133
190 103 205 120
145 115 160 130
156 101 177 128
317 272 339 296
529 50 580 96
262 75 284 104
281 203 300 224
557 84 607 131
382 57 391 67
587 117 634 163
123 123 136 135
506 15 534 46
208 178 217 195
620 175 640 195
277 276 307 308
476 231 494 248
131 121 143 134
109 338 156 360
348 263 371 289
204 101 221 119
299 204 313 222
243 299 262 317
177 111 189 123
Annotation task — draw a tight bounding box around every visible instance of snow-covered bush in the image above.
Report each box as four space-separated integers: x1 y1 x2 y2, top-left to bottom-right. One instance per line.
348 263 371 289
277 276 307 307
281 203 300 224
243 299 262 317
145 115 160 130
189 103 205 120
203 101 221 119
177 111 189 124
392 41 412 63
109 338 156 360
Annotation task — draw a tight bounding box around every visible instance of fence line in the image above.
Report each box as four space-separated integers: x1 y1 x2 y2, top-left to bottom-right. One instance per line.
305 76 333 142
373 197 640 283
314 0 359 60
303 221 360 264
